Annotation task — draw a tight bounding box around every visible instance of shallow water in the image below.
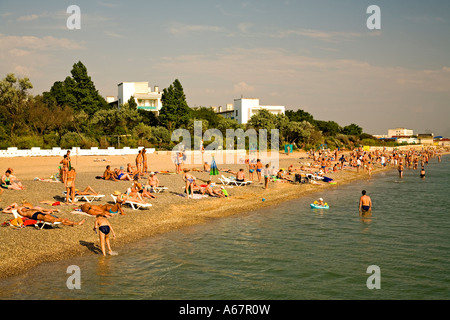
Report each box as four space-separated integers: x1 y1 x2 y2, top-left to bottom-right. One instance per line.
1 155 449 300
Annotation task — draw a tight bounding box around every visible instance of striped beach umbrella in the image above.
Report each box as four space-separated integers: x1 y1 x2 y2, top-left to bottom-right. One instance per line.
210 156 219 176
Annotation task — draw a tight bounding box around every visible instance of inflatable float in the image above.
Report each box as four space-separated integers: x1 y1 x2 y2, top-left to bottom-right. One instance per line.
310 202 330 209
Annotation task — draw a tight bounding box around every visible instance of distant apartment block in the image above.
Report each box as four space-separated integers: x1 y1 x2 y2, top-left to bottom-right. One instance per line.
212 98 285 124
108 82 162 113
387 128 414 138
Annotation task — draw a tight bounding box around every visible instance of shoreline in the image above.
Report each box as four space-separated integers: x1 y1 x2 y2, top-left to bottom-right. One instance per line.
0 151 438 280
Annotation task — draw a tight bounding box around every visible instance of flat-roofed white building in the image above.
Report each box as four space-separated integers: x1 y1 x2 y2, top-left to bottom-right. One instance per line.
223 98 285 124
388 128 414 138
117 82 162 112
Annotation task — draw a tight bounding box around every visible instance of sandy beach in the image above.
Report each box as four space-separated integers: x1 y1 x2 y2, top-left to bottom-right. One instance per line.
0 150 390 279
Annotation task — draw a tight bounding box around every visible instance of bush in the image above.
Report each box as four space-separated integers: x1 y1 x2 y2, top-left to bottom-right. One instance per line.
60 132 82 149
14 135 44 149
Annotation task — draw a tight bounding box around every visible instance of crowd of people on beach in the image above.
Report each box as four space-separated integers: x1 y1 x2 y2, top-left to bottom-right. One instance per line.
1 145 447 256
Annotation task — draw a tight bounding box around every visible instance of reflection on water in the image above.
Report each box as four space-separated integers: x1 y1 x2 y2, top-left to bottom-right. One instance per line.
0 156 449 300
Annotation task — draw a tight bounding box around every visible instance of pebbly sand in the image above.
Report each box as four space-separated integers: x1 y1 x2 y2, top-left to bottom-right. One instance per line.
0 151 387 280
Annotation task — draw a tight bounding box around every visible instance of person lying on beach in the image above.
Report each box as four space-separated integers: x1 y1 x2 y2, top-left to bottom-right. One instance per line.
201 180 226 198
220 168 237 175
93 215 116 256
1 170 25 190
3 202 61 214
81 198 125 217
17 206 85 227
114 167 133 181
103 165 118 181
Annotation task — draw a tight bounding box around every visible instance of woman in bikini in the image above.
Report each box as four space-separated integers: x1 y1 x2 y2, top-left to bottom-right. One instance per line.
60 154 70 184
94 215 116 256
1 170 25 190
81 198 125 217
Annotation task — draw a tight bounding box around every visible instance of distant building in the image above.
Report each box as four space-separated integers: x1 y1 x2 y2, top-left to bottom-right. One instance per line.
108 82 162 113
387 128 414 138
214 98 285 124
417 133 434 145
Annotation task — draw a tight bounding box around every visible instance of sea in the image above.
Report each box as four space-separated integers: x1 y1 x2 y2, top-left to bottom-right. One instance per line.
0 155 449 300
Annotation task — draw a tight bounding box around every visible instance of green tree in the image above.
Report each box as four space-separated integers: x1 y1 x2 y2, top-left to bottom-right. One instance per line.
342 123 363 136
0 73 33 136
247 109 277 131
285 109 314 123
314 120 342 137
159 79 191 131
45 61 108 115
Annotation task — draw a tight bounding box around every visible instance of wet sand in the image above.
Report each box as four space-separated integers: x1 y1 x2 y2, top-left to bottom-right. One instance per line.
0 151 388 279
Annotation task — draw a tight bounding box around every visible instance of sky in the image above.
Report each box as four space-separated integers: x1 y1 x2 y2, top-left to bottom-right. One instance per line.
1 0 449 136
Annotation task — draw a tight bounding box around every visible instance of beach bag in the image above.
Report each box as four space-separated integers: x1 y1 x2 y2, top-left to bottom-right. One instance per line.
8 217 24 229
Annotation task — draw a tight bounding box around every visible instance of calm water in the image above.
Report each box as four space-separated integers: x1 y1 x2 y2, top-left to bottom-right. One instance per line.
1 156 449 300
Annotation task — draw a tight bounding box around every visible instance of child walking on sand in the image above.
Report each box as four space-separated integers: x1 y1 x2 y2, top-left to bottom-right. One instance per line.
93 215 117 256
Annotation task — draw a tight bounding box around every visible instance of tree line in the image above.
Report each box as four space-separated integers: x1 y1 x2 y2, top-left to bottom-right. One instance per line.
0 61 395 151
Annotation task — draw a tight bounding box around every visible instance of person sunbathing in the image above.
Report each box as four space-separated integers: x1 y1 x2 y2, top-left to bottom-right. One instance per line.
103 165 118 181
1 170 25 190
132 177 156 199
236 169 246 182
114 167 133 181
17 206 85 226
146 173 160 189
201 180 226 198
81 198 125 217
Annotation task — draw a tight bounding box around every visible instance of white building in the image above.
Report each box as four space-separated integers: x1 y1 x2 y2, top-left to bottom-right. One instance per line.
216 98 285 124
115 82 162 112
387 128 414 138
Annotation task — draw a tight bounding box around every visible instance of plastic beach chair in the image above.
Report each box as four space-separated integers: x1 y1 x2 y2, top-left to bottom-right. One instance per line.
63 192 105 203
110 194 152 210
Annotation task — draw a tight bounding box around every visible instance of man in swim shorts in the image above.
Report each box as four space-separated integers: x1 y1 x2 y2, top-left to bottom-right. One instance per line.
18 206 85 226
359 190 372 216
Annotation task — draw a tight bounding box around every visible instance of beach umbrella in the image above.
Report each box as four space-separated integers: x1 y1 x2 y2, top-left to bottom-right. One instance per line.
210 156 219 176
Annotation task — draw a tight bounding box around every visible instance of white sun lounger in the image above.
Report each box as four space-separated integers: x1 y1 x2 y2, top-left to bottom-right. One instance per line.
63 192 105 203
149 186 168 193
306 173 324 181
12 209 61 230
110 194 152 210
220 175 252 186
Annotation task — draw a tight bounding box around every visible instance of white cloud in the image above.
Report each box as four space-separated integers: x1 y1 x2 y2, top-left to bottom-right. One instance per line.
0 34 85 51
17 14 40 22
270 28 372 42
167 23 226 35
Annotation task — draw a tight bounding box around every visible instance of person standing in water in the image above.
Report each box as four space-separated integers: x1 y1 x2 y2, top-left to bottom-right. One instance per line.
359 190 372 216
420 166 426 179
93 215 117 256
